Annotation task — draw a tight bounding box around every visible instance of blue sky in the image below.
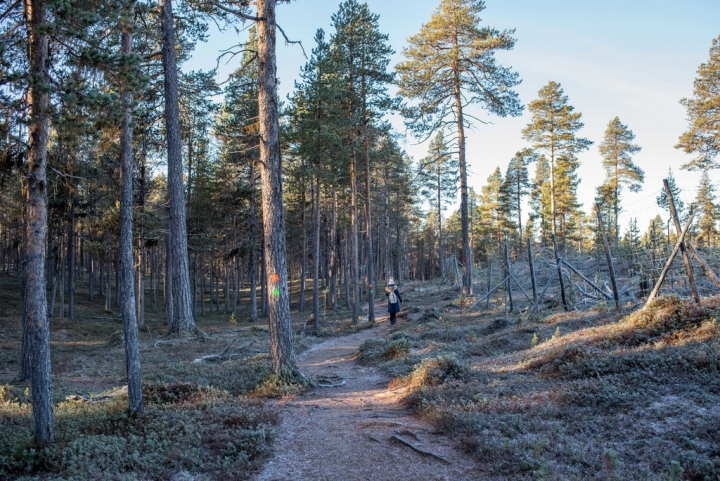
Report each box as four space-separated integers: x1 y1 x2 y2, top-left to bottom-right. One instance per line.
186 0 720 229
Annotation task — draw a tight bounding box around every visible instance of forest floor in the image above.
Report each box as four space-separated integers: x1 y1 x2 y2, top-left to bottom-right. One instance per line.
2 273 720 480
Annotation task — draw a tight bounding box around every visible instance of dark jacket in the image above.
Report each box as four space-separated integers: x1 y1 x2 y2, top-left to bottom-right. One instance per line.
385 287 403 314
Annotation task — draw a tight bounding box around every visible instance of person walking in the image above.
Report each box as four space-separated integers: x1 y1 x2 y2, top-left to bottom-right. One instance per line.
385 277 403 326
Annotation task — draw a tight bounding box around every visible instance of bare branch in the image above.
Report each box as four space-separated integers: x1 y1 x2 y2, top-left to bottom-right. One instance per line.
276 23 306 59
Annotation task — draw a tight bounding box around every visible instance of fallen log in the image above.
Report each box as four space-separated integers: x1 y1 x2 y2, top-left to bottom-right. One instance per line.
192 340 256 363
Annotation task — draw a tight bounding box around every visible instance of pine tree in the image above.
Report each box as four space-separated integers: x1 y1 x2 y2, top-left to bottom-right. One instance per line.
695 171 718 247
117 2 144 416
522 81 592 246
256 0 297 375
476 167 505 259
160 0 195 332
501 148 536 247
331 0 395 322
24 0 54 448
215 28 261 321
621 218 641 251
597 117 643 246
676 34 720 171
288 28 345 327
530 154 552 245
397 0 522 295
416 132 459 277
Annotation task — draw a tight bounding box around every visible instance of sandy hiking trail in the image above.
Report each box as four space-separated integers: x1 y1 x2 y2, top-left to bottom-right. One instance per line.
253 300 479 481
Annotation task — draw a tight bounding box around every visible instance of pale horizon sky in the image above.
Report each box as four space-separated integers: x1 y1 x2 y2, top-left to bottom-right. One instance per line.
185 0 720 231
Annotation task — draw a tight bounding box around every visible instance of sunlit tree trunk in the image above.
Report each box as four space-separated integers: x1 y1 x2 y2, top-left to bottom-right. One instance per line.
257 0 296 374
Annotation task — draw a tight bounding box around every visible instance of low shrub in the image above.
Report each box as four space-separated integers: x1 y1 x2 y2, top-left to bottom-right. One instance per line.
0 384 279 480
404 355 467 390
145 353 272 396
358 337 411 363
253 369 310 398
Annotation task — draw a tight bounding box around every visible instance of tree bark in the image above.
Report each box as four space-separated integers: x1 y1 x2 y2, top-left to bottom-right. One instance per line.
25 0 54 446
249 159 258 320
67 210 75 320
105 256 112 312
20 200 31 380
437 171 443 278
343 224 351 308
454 76 472 295
160 0 194 332
164 225 173 325
137 237 144 328
88 256 94 302
363 126 375 322
118 13 144 415
299 166 306 312
350 150 360 322
257 0 296 374
312 174 321 329
326 187 337 307
60 237 65 316
224 239 230 312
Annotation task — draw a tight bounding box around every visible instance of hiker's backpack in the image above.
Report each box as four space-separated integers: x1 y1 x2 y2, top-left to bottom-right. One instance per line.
389 290 397 304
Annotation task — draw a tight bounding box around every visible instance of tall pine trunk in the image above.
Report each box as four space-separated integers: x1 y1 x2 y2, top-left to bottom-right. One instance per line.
437 174 444 278
25 0 54 446
326 187 337 307
343 223 350 309
350 150 360 322
363 128 375 322
164 225 172 325
160 0 194 332
118 13 144 415
299 168 306 312
383 167 391 280
257 0 296 374
67 211 75 320
455 80 472 295
249 159 258 320
312 174 320 329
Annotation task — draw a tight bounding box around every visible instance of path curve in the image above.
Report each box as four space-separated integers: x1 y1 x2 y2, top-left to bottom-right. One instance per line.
253 302 478 481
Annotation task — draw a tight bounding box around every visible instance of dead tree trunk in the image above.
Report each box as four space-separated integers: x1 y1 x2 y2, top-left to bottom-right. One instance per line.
160 0 195 332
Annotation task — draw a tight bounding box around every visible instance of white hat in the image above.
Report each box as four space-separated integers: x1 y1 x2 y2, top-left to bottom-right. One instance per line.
388 277 395 285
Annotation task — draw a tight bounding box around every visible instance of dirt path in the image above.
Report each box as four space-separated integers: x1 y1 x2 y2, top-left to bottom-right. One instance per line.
253 302 478 481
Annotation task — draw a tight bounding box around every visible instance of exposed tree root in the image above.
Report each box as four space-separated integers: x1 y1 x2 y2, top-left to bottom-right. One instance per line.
390 435 451 465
